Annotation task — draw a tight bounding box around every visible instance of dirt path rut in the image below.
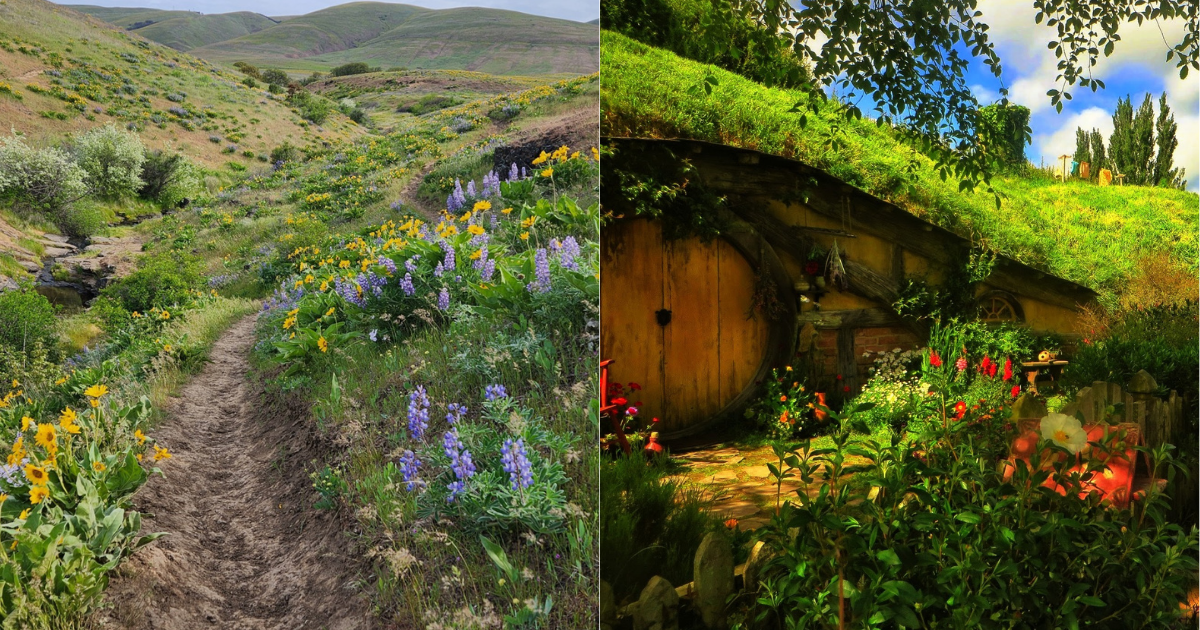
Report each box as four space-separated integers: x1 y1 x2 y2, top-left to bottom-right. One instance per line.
99 315 373 630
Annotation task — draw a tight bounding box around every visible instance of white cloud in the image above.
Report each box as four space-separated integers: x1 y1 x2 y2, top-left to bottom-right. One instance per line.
1162 71 1199 191
1033 106 1111 167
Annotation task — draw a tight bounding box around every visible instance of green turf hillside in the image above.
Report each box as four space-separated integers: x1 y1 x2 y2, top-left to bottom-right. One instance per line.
65 5 198 27
600 31 1198 303
0 0 361 170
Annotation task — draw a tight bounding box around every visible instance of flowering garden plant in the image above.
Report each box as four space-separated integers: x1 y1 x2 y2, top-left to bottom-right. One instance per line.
748 367 816 439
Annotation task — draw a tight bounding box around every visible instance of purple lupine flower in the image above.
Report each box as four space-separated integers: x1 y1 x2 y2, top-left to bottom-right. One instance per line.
390 200 405 211
508 162 519 181
369 329 378 342
489 213 499 230
446 403 467 425
469 231 489 247
482 170 501 197
405 255 420 273
446 192 459 212
434 261 445 278
484 384 507 401
408 386 430 441
480 259 496 282
334 276 366 307
501 438 534 491
526 248 551 293
521 166 527 179
443 428 476 502
378 256 397 274
398 450 422 491
465 180 476 199
472 245 489 270
400 273 415 296
437 286 450 311
452 179 466 209
559 236 580 271
440 240 455 272
454 275 462 283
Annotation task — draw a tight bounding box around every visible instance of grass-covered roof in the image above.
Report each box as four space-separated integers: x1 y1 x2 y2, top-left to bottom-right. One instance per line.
600 31 1198 305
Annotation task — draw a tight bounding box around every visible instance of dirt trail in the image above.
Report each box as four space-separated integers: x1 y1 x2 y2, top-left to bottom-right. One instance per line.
99 315 373 630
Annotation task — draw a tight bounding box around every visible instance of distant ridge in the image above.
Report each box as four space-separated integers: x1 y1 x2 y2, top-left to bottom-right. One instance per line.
65 1 598 76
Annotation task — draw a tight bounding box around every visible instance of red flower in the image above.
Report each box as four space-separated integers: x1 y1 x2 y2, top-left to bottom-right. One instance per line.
652 417 660 423
843 385 850 393
1011 385 1020 398
628 382 642 391
836 374 843 380
805 261 821 276
980 356 992 375
612 397 627 406
987 362 998 378
953 401 967 420
929 351 942 368
955 356 968 372
1002 357 1013 382
634 400 642 407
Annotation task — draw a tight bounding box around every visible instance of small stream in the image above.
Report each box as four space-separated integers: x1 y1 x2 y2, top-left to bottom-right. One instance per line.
33 235 99 310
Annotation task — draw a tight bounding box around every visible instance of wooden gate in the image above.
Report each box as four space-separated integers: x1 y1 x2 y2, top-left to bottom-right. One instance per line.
601 218 773 437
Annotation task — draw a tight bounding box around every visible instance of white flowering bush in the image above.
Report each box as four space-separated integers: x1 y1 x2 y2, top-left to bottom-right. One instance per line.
0 135 87 218
847 347 933 436
73 123 145 200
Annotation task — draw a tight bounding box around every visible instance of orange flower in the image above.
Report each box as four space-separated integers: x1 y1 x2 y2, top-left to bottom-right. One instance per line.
724 518 738 529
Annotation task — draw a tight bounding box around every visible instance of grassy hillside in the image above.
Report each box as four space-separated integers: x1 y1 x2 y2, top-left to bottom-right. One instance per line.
65 5 197 27
306 7 600 76
601 31 1198 305
0 0 362 168
127 12 278 51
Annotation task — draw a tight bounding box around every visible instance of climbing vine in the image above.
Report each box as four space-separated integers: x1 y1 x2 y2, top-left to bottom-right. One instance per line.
600 140 727 241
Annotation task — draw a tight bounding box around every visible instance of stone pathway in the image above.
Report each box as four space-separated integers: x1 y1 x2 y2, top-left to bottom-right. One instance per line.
666 445 820 531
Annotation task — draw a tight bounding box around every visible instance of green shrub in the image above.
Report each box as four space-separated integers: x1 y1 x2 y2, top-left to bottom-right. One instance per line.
330 62 375 77
0 285 59 364
56 200 105 238
101 251 202 313
754 429 1199 628
138 150 198 209
260 68 289 86
74 123 144 200
290 91 333 125
400 94 462 115
270 142 299 164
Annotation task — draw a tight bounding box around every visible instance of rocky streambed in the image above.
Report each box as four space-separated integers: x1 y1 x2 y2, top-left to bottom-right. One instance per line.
0 222 141 308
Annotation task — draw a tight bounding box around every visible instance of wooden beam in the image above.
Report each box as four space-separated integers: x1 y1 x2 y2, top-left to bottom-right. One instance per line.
797 308 902 329
890 243 905 284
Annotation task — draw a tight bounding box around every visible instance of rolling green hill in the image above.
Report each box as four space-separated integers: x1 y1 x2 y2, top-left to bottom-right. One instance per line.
73 1 599 76
601 31 1198 306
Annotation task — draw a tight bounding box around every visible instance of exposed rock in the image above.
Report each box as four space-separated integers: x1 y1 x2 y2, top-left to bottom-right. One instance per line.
742 541 769 594
632 576 679 630
601 580 616 629
0 275 18 292
42 246 75 258
693 532 733 628
1128 370 1158 395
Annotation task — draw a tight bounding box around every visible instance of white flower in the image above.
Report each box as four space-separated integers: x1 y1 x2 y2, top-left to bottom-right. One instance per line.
1041 413 1086 453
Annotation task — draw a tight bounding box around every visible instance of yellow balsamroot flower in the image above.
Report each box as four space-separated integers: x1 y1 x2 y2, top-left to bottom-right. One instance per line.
473 200 492 212
459 211 472 222
34 424 56 450
325 307 336 317
519 232 530 241
84 384 109 399
18 509 29 520
531 150 550 165
163 344 172 353
521 216 538 228
591 146 600 161
24 464 48 486
571 151 580 159
470 249 483 260
467 225 485 236
21 416 33 432
501 207 513 215
10 380 17 388
153 445 172 461
288 307 300 317
0 494 7 505
29 486 48 504
318 336 329 353
540 168 553 177
92 461 106 472
339 260 351 269
305 274 315 284
320 281 329 292
135 429 146 445
283 316 296 330
161 311 170 320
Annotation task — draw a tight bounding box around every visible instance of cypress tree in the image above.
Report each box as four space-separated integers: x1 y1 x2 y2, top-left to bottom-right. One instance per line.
1129 94 1156 184
1089 128 1106 174
1073 127 1090 171
1153 92 1184 188
1108 95 1134 179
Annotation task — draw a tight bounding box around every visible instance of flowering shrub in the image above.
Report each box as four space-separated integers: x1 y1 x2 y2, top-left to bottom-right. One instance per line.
752 427 1199 628
747 367 817 439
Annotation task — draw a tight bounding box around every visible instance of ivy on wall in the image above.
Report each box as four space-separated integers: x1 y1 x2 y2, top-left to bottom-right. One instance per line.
600 140 727 241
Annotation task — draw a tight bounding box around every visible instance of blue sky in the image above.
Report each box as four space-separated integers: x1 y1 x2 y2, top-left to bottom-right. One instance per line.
964 0 1198 191
74 0 598 23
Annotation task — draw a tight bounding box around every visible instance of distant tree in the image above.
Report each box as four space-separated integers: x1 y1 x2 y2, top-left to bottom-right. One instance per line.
1153 92 1186 188
232 61 261 79
1073 127 1090 173
1088 128 1106 174
1109 94 1156 184
260 68 289 86
977 103 1031 167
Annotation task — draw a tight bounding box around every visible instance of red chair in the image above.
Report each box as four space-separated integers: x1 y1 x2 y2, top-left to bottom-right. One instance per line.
600 359 630 454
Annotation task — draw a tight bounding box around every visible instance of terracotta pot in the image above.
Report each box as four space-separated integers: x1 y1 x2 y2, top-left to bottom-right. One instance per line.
644 432 664 457
813 392 828 422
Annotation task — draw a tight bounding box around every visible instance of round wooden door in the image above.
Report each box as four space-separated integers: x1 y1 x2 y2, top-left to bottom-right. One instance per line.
601 218 770 437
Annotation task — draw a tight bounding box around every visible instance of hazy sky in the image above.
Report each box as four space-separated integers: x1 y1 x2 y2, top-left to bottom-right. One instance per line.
73 0 599 23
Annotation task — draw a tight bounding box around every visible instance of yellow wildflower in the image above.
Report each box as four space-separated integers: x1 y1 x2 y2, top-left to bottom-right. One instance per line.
153 445 172 461
470 249 483 260
24 464 48 486
34 424 56 450
318 336 328 353
473 200 492 212
540 167 553 177
161 310 170 320
467 225 485 236
29 486 48 504
521 216 538 228
92 461 106 472
21 416 33 432
339 260 351 269
531 150 550 165
325 307 336 317
591 146 600 161
135 429 146 445
84 384 108 399
520 232 530 241
19 509 29 520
